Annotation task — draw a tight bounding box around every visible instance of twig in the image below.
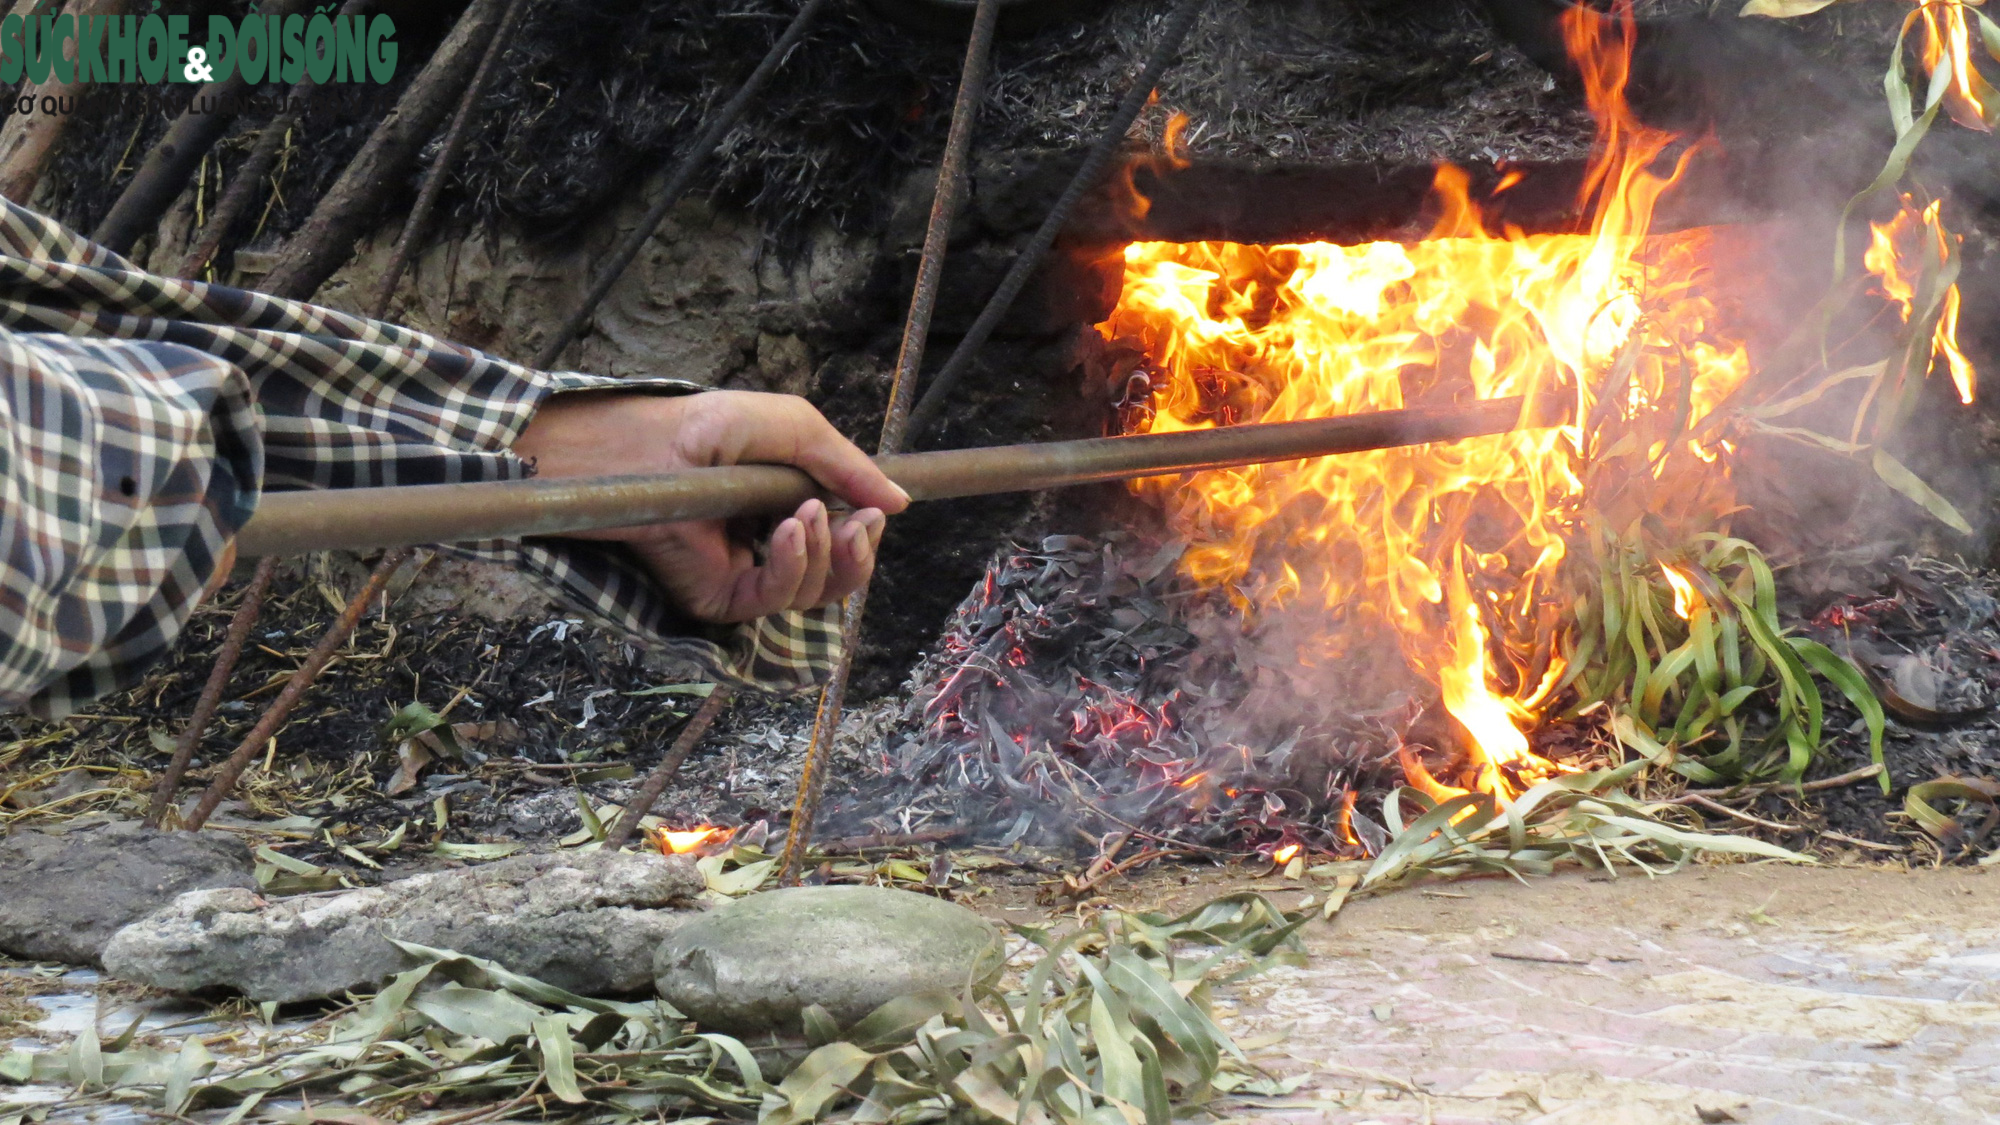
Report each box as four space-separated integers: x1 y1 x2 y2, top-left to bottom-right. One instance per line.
906 0 1206 436
1490 951 1593 966
144 558 279 828
602 685 733 849
367 0 532 320
1819 830 1904 853
532 0 832 369
776 0 1002 885
1063 845 1177 898
183 549 412 831
1675 792 1805 834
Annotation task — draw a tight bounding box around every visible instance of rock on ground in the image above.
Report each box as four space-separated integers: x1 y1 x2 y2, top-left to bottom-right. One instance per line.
0 821 256 966
655 885 1002 1034
103 850 703 1003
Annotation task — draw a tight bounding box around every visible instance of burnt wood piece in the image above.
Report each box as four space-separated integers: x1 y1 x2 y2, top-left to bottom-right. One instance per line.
0 0 129 205
261 0 512 301
92 0 314 255
175 0 378 282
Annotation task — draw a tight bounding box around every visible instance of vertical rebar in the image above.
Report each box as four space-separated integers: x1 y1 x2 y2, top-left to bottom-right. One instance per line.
776 0 1002 882
906 0 1206 437
603 685 735 850
368 0 533 320
532 0 832 370
144 557 279 828
183 548 412 832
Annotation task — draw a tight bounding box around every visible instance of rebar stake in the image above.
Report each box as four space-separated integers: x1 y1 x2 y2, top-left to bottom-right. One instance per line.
144 557 280 829
776 0 1003 883
182 548 412 832
603 685 735 850
368 0 532 320
908 0 1207 437
533 0 831 369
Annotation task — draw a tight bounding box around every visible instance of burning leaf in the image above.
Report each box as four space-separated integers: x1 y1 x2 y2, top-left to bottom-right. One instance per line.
1738 0 1844 17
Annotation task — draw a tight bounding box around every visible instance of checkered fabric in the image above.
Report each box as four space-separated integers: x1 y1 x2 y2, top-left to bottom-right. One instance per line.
0 199 842 718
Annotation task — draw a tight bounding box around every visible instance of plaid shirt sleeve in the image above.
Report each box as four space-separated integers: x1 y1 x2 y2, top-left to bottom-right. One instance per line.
0 199 842 718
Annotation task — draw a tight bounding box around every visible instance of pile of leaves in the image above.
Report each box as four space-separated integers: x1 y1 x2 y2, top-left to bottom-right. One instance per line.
0 894 1306 1125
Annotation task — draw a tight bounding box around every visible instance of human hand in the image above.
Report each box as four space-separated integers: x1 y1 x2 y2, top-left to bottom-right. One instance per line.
510 390 907 624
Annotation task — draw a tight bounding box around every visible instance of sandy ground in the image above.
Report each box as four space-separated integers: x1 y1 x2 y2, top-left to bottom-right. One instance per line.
1064 863 2000 1125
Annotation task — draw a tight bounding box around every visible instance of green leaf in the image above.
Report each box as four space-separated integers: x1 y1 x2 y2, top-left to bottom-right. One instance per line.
407 983 543 1043
1871 448 1973 534
765 1041 875 1125
533 1016 587 1104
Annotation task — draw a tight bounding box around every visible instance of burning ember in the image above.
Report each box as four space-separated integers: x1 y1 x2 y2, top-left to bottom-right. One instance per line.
650 825 727 855
1095 4 1974 803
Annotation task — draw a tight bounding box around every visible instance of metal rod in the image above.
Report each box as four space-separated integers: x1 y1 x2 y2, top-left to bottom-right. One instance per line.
183 549 413 832
235 397 1550 558
145 557 278 828
603 685 734 850
532 0 831 370
368 0 533 320
778 0 1004 883
907 0 1206 437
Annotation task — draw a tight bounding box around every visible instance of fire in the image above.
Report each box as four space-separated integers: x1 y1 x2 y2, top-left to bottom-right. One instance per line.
1272 842 1301 865
1660 565 1698 621
1097 4 1753 800
1865 197 1976 404
1919 1 1990 132
651 825 726 855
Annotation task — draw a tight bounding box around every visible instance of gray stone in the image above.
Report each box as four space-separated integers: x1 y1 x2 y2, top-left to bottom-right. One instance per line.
104 850 703 1003
654 886 1002 1034
0 821 256 966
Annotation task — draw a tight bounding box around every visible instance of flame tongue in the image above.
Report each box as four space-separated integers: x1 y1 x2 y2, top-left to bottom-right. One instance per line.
1098 3 1751 800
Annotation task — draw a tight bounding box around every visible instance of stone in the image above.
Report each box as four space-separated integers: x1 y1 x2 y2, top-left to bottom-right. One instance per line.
653 886 1003 1034
0 820 257 966
103 850 703 1003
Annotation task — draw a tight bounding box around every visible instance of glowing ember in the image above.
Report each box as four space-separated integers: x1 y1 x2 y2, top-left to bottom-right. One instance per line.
1099 5 1750 800
651 826 726 855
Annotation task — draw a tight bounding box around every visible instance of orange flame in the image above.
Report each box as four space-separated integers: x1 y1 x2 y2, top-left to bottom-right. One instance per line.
1920 1 1990 132
1660 565 1698 621
1098 4 1750 801
1272 843 1302 864
1866 197 1977 404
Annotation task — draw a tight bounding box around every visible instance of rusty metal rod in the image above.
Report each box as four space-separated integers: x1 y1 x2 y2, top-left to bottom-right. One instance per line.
183 549 413 832
778 0 1004 884
235 396 1551 557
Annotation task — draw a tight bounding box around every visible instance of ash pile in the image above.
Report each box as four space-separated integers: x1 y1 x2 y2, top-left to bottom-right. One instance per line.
844 530 1451 860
